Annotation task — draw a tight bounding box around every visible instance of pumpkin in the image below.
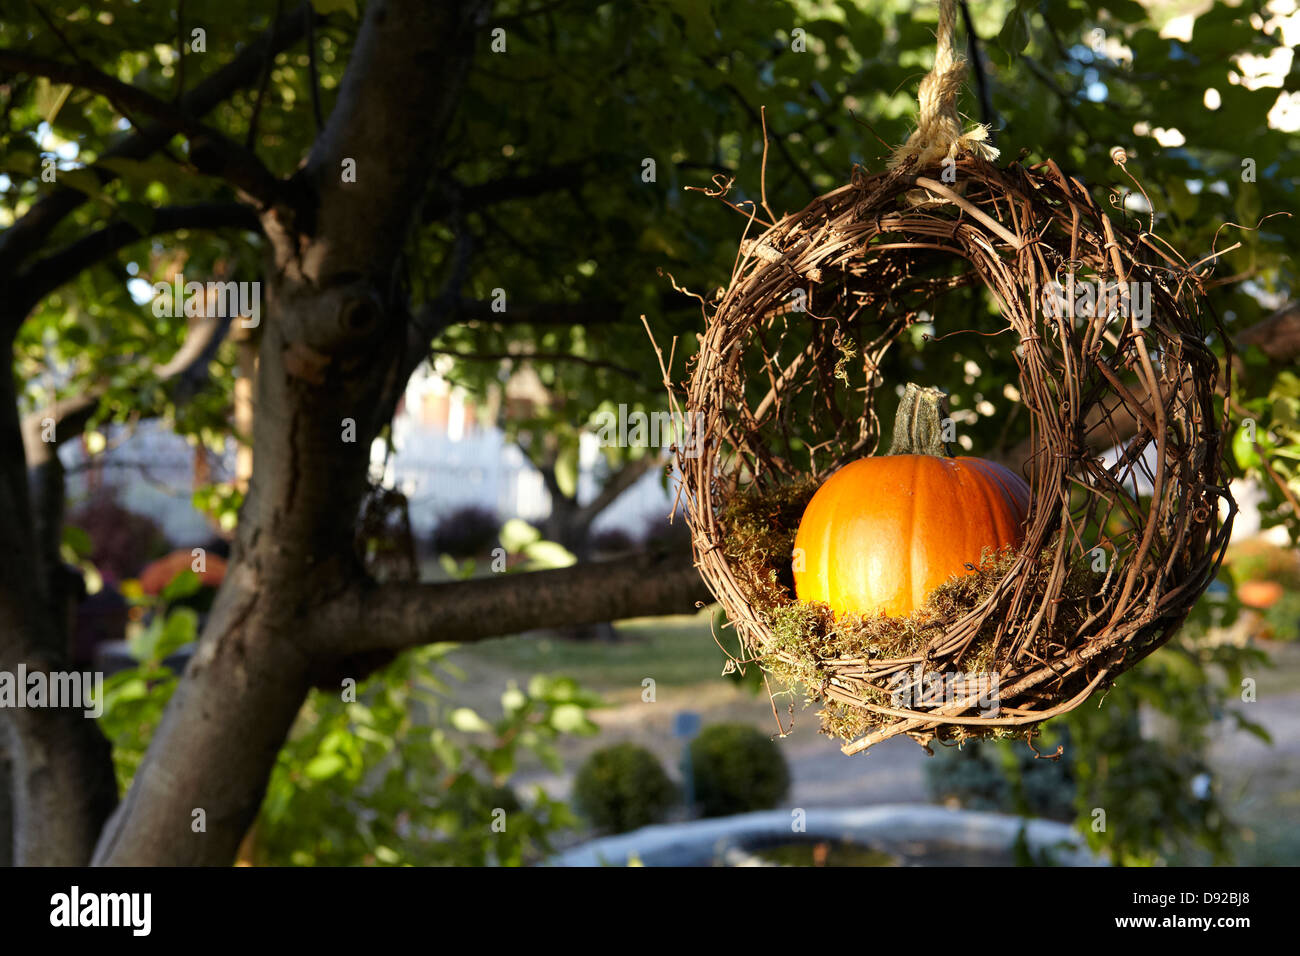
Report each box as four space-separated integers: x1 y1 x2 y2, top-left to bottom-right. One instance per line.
793 383 1031 618
1237 579 1283 610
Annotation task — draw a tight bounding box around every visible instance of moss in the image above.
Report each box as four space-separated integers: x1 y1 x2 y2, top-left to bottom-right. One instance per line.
716 481 1103 743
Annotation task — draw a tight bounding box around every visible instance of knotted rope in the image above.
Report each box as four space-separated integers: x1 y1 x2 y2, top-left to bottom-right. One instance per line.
889 0 998 169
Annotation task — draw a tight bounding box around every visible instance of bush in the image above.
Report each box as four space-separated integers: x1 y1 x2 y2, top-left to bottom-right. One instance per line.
641 513 691 553
68 492 171 582
431 505 500 558
572 743 677 834
689 723 790 818
588 526 639 556
926 731 1077 822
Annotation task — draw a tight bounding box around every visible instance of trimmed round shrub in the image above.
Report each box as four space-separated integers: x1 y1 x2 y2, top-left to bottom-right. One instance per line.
573 743 677 834
926 734 1076 822
431 505 500 558
68 492 170 583
689 723 790 818
641 512 691 553
588 526 639 556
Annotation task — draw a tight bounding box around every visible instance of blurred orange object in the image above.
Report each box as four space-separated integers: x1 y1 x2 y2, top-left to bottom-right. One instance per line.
138 549 228 595
1237 579 1283 610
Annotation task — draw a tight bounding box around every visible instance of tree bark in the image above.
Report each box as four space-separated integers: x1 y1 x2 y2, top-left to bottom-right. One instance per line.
92 0 490 866
317 549 710 655
0 341 118 865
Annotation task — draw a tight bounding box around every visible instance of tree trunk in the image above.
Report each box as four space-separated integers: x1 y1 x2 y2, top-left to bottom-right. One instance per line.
0 345 118 864
93 0 488 865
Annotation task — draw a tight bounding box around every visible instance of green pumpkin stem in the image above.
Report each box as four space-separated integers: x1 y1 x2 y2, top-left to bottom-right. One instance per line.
886 383 952 457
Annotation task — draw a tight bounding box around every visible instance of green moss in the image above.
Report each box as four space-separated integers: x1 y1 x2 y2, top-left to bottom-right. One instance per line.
716 481 1103 744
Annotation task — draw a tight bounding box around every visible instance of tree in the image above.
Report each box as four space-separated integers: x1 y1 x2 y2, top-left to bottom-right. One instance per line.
0 0 710 866
2 0 1297 865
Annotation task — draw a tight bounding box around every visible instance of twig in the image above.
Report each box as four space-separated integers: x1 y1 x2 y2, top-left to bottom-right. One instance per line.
428 348 642 381
174 0 187 100
245 0 283 150
306 10 323 131
958 0 995 145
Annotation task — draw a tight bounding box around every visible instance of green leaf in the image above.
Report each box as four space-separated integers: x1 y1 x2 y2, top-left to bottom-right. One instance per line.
304 753 347 780
450 707 492 733
1102 0 1147 23
310 0 358 16
549 702 595 734
522 540 577 569
54 167 103 197
154 607 199 660
62 524 93 559
1232 426 1260 471
501 684 527 716
160 568 203 603
996 5 1031 61
1234 184 1262 230
500 518 541 554
34 78 72 124
1165 178 1197 220
555 442 580 499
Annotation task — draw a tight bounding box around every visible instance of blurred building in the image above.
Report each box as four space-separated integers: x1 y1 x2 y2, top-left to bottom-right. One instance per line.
60 361 675 547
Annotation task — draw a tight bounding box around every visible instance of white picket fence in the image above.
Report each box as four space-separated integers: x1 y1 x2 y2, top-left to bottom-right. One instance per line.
62 415 676 546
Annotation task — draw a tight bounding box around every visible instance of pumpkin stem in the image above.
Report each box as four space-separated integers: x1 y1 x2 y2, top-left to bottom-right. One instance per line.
887 383 952 457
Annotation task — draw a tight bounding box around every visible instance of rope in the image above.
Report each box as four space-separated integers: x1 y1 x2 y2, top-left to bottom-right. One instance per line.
889 0 998 169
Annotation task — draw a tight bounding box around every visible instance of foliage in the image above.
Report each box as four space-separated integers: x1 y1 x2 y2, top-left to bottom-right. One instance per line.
572 742 678 834
5 2 1297 528
689 722 790 818
1224 539 1300 641
99 633 606 865
1230 363 1300 544
927 728 1078 823
254 650 601 866
926 581 1271 865
95 603 195 792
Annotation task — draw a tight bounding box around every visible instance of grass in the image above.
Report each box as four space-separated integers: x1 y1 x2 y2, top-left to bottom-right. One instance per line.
451 611 732 695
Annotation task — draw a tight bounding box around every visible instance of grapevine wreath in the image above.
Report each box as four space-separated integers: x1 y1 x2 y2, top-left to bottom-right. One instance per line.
659 0 1236 755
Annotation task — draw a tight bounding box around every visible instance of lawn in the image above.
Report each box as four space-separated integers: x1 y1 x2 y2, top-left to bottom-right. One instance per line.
450 610 746 696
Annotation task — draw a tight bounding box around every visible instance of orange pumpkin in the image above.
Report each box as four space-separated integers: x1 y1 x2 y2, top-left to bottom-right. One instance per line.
1237 579 1283 610
793 384 1030 618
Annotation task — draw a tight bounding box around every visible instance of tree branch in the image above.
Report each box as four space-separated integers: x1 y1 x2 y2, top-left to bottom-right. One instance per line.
11 202 260 317
0 1 313 274
302 0 488 278
0 50 285 208
245 0 284 149
428 347 643 381
316 549 711 655
424 161 589 223
0 364 118 864
453 297 624 326
1237 302 1300 364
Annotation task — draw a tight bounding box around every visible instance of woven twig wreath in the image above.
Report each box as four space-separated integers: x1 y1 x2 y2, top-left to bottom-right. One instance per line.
671 155 1235 755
